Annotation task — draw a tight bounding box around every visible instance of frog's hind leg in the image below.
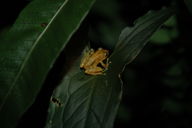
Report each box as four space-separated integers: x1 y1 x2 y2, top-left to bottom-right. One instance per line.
85 67 103 75
100 58 109 69
80 48 94 68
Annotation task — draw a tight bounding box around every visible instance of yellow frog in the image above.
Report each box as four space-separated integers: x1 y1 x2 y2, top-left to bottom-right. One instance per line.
80 48 109 75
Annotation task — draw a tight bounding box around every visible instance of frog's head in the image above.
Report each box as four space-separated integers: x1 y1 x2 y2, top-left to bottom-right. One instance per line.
98 48 109 57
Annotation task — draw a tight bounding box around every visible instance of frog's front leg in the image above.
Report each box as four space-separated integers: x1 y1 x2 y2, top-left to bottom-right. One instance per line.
100 58 109 69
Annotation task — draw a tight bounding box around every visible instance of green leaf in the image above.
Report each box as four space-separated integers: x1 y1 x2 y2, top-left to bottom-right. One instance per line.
45 52 122 128
110 8 172 71
164 15 177 27
150 29 172 44
185 0 192 15
45 8 172 128
150 16 179 44
0 0 95 127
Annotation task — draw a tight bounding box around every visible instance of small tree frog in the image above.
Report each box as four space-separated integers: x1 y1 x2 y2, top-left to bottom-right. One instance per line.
80 48 109 75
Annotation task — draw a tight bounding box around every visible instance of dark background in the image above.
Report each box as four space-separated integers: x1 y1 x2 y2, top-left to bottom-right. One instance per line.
1 0 192 128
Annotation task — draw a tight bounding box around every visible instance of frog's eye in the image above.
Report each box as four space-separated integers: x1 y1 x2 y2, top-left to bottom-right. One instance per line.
89 49 94 55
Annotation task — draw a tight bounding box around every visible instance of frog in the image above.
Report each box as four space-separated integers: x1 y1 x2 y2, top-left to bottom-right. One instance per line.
80 47 110 75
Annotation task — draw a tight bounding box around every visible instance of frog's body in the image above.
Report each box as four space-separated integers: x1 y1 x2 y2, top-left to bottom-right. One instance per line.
80 48 109 75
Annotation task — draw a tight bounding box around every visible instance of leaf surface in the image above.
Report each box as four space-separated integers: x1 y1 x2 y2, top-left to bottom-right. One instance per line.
0 0 95 127
45 8 172 128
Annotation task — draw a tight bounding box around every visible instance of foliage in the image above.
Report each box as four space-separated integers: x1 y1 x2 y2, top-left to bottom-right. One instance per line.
45 8 172 128
0 0 95 127
0 0 192 128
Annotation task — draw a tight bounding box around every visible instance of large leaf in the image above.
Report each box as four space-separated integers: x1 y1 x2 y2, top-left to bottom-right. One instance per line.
45 8 172 128
0 0 95 127
110 8 173 72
